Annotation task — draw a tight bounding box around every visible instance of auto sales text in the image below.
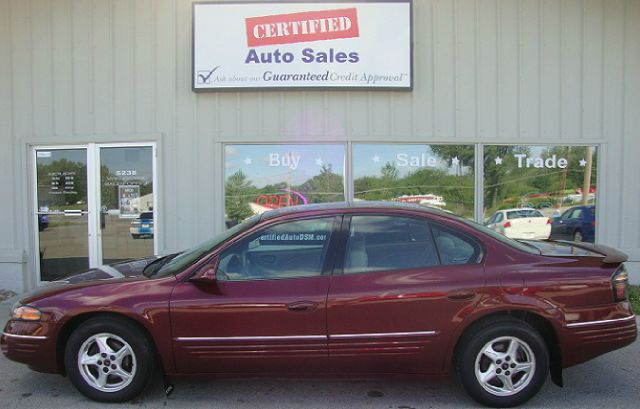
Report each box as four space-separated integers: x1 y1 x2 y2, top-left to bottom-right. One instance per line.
246 47 359 64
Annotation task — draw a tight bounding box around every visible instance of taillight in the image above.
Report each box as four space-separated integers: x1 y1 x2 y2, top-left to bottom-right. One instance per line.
591 221 596 228
503 221 511 228
547 218 552 225
611 265 629 302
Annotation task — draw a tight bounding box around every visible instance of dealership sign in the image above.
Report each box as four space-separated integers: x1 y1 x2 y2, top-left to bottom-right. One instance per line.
193 1 412 90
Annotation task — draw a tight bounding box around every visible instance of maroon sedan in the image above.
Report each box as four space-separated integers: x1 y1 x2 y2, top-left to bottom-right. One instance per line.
2 202 636 407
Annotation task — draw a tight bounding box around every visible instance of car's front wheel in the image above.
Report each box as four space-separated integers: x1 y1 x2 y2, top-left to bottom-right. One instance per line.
456 318 549 407
64 317 155 402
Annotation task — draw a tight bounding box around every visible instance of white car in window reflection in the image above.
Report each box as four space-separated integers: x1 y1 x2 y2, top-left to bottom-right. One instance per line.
485 208 551 240
130 212 154 239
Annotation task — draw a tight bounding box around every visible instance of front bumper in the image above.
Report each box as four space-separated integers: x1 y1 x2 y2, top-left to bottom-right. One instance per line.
1 320 59 373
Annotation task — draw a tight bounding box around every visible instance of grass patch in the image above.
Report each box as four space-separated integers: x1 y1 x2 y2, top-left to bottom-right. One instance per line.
629 285 640 315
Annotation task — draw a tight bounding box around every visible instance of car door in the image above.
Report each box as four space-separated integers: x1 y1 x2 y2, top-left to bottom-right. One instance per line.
170 215 340 374
553 208 573 238
326 214 485 375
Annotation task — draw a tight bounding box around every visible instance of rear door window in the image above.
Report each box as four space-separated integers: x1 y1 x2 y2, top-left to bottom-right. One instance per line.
343 215 438 274
431 224 482 265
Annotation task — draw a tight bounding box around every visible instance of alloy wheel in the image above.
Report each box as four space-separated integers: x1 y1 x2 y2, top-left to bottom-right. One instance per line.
77 332 137 393
474 336 536 397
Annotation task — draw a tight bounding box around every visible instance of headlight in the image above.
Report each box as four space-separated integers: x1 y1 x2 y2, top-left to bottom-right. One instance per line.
11 304 42 321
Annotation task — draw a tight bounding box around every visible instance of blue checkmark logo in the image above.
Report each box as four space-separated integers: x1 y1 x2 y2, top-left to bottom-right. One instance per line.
197 66 221 84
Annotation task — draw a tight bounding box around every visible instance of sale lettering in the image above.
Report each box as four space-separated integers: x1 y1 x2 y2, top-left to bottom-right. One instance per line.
396 153 438 168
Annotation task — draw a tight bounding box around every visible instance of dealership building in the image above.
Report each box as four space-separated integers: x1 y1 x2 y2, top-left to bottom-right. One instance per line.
0 0 639 292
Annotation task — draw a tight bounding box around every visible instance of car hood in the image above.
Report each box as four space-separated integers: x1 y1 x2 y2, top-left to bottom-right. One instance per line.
18 256 159 305
518 240 628 263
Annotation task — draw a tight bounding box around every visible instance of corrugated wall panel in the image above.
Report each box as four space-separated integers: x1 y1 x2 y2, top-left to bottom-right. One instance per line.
476 1 498 139
113 0 135 135
621 0 640 249
0 0 14 248
51 0 74 137
497 0 519 138
540 0 562 139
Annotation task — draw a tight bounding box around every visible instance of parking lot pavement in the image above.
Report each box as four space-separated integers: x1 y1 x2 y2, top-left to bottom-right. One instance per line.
1 300 638 409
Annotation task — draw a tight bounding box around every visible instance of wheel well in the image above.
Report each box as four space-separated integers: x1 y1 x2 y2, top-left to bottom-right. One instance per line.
452 310 562 385
56 312 159 376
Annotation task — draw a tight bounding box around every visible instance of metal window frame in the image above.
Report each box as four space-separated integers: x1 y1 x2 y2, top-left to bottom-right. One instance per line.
30 142 158 285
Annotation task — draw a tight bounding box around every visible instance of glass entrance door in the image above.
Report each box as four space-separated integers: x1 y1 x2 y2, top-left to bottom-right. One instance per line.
33 143 157 282
35 148 90 281
99 146 155 264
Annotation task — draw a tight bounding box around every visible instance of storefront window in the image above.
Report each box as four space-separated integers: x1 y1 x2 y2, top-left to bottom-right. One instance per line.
483 145 597 242
224 144 345 227
353 144 475 218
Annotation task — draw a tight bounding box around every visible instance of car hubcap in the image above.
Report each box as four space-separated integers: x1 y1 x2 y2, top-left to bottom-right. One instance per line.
77 332 137 392
474 336 535 396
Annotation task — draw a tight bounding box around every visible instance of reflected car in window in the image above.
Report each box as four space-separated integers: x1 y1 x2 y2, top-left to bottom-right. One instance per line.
129 212 154 239
549 205 596 243
485 208 551 240
2 202 634 407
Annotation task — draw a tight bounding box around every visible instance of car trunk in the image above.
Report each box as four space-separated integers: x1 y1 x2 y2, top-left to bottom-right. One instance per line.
507 217 549 238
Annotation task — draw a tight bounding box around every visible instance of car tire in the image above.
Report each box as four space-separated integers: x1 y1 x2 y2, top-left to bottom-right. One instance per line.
573 230 583 242
64 317 155 403
456 318 549 408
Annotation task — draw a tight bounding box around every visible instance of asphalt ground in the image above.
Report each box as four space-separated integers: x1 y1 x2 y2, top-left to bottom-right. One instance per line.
1 300 638 409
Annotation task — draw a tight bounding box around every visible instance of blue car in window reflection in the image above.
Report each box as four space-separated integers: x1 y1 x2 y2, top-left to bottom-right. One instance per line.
38 214 48 232
549 205 596 243
130 212 154 239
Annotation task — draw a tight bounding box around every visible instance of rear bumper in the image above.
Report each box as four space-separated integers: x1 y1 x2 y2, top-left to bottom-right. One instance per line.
1 320 59 373
559 308 637 368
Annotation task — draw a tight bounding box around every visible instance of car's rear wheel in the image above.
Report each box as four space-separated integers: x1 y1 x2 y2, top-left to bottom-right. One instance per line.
573 230 583 242
457 319 549 407
64 317 155 402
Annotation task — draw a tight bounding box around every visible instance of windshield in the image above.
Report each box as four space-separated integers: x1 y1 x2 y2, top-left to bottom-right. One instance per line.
454 215 541 255
152 215 260 278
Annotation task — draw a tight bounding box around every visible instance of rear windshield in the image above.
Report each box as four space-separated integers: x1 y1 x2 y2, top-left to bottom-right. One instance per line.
506 209 544 219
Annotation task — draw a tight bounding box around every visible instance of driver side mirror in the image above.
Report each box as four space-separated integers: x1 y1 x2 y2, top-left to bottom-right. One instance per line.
190 258 219 285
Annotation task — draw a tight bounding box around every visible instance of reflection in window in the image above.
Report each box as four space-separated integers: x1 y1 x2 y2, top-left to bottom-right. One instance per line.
353 144 475 218
217 217 334 280
344 216 438 274
224 144 345 228
483 145 597 242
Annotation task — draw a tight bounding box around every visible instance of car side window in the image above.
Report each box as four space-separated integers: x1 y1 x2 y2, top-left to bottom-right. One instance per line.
431 224 482 265
560 209 573 220
343 215 438 274
494 213 504 223
570 209 583 219
217 217 334 281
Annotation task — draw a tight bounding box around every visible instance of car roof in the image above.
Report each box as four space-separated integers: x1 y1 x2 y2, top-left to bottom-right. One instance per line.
260 201 449 221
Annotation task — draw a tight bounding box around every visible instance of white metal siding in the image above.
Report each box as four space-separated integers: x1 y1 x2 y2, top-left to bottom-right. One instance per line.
0 0 639 290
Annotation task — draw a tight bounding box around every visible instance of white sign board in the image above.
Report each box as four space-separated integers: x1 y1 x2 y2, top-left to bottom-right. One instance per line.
193 1 412 91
